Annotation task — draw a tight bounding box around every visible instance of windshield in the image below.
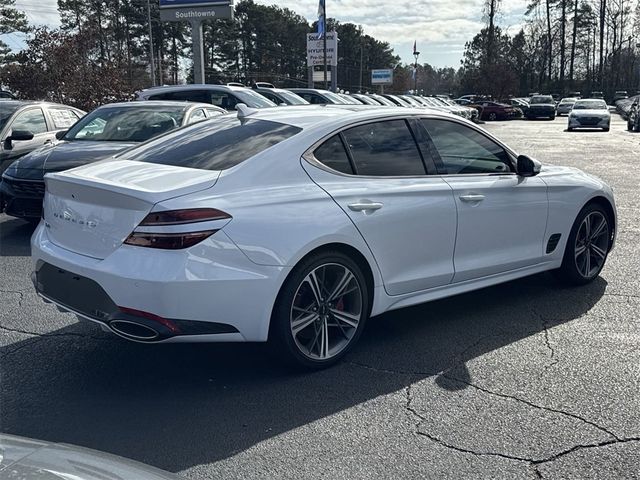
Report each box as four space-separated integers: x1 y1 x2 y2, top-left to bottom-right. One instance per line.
322 91 350 104
573 100 607 110
234 89 277 108
276 91 309 105
64 106 188 142
124 116 301 171
530 96 554 104
0 104 22 131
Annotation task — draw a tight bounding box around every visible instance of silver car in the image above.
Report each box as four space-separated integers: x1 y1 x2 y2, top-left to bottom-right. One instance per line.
557 97 578 116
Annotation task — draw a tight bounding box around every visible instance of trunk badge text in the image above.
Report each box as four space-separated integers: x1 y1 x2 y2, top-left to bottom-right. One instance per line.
53 211 97 228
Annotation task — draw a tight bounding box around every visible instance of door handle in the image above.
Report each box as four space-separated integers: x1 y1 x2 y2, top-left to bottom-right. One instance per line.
459 194 485 203
348 201 383 212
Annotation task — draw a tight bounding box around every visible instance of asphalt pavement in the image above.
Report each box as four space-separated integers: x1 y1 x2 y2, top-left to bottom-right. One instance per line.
1 113 639 479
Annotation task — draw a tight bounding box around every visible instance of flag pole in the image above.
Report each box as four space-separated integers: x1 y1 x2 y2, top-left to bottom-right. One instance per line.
323 0 328 90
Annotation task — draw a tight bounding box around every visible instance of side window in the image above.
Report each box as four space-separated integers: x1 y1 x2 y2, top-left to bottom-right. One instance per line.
188 109 207 124
342 120 426 176
421 119 512 174
11 108 47 135
313 135 353 175
210 92 237 111
259 91 279 104
49 109 80 129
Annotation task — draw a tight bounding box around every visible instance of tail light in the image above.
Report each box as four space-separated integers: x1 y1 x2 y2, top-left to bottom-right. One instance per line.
124 208 231 250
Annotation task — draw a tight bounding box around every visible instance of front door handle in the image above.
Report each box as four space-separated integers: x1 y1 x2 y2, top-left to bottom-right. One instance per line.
459 194 485 203
348 201 383 212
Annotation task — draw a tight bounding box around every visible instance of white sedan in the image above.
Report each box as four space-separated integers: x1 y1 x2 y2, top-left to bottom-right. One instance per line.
568 99 611 131
31 105 617 368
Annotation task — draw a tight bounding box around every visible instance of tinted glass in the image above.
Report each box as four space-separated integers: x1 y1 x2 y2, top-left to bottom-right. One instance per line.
11 108 47 135
0 104 21 131
422 119 512 174
125 117 301 171
530 96 554 104
343 120 426 176
277 91 309 105
314 135 353 174
256 90 280 104
149 90 208 103
233 89 277 108
65 106 187 141
573 100 607 110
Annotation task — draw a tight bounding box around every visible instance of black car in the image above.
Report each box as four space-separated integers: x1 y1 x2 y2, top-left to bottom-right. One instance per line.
526 95 556 119
0 101 225 221
628 98 640 132
288 88 351 105
0 101 85 175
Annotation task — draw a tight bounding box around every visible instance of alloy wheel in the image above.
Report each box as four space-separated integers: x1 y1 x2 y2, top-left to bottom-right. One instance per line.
290 263 363 360
574 211 609 279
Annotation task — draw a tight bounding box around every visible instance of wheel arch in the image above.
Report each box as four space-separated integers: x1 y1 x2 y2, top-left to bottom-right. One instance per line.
584 196 616 250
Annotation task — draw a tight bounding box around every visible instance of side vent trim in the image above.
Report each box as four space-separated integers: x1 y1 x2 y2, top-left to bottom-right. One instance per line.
546 233 562 254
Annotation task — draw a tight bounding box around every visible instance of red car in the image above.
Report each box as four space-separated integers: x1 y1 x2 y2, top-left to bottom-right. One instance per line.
471 101 520 121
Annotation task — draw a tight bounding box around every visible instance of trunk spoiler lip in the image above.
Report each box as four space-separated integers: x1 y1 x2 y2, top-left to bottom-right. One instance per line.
44 159 222 204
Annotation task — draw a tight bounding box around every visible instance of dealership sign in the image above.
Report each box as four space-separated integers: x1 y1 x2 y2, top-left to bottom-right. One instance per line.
371 69 393 85
306 32 338 67
159 0 233 21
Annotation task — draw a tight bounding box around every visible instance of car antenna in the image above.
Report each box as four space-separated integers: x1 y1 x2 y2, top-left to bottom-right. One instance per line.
236 103 259 119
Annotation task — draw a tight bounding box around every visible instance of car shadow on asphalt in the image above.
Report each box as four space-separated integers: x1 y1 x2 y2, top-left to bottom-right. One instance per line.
0 216 36 256
0 269 606 473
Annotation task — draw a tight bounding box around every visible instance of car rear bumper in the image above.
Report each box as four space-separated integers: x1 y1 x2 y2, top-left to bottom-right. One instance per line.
0 176 45 219
31 224 290 343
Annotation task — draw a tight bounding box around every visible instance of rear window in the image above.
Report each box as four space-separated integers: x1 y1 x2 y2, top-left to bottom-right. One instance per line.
123 116 301 171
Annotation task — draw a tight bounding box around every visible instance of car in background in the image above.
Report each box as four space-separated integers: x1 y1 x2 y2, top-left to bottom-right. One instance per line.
350 93 381 105
0 433 181 479
365 93 396 106
505 98 530 116
590 91 604 99
627 98 639 131
613 91 628 103
255 81 275 89
0 101 85 175
31 105 617 368
473 101 518 121
568 98 611 131
288 88 351 105
336 93 363 105
253 87 309 105
568 91 582 99
437 97 479 121
1 101 225 221
136 84 277 111
0 90 16 100
557 97 578 116
526 95 556 119
381 94 412 107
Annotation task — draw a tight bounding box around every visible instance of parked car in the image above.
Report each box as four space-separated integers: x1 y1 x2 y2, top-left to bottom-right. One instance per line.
526 95 556 119
255 81 275 89
473 101 518 121
568 91 582 99
590 91 604 99
0 90 16 99
0 433 181 479
627 98 639 131
381 94 412 107
557 97 578 116
505 98 530 116
0 101 85 175
613 91 628 103
350 93 382 105
365 93 396 106
1 101 225 221
288 88 351 105
253 87 309 105
336 93 363 105
568 98 611 131
136 84 277 111
432 96 478 120
31 105 616 368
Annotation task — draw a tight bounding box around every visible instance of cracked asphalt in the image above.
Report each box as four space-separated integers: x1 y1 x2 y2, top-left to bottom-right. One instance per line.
1 114 639 479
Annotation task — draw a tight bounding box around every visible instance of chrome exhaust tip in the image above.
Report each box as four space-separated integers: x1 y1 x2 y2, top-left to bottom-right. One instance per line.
109 320 160 341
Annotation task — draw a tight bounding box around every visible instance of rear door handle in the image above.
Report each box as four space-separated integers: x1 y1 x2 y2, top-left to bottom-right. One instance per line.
348 201 383 212
459 194 485 203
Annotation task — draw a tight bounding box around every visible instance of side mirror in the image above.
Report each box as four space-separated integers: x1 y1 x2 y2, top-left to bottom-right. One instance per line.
7 130 35 142
55 130 67 140
517 155 542 177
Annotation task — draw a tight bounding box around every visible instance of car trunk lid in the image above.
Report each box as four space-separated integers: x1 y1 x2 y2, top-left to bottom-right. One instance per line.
43 160 220 259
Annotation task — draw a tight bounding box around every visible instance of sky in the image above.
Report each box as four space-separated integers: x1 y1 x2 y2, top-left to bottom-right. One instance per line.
8 0 529 68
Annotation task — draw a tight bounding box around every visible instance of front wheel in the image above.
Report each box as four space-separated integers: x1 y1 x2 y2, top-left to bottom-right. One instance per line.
488 112 497 121
628 121 634 131
555 204 611 285
269 251 370 369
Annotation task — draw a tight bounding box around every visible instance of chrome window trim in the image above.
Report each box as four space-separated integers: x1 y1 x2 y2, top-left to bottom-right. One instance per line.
302 113 519 179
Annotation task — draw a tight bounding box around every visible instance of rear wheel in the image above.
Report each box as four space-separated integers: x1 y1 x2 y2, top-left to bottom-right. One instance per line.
488 112 497 121
270 251 370 369
555 204 610 285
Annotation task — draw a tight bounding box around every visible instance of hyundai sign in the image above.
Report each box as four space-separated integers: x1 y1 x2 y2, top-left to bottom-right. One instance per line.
371 69 393 85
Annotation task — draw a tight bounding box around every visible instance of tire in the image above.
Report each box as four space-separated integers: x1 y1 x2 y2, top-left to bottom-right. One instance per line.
269 250 370 369
550 115 556 120
488 112 497 121
567 127 573 132
628 121 634 131
603 127 610 132
555 204 611 285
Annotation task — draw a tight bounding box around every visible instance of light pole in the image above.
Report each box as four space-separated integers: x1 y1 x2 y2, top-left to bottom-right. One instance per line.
413 50 420 94
147 0 156 86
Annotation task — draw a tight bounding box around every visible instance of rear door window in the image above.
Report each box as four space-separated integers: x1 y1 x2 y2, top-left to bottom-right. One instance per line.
342 120 426 176
313 135 354 175
49 108 81 129
125 117 301 171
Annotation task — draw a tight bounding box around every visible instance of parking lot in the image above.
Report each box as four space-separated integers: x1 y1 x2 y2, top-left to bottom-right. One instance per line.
1 113 639 479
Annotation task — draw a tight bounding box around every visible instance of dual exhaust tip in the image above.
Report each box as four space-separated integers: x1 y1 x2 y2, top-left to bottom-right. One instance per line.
109 320 160 341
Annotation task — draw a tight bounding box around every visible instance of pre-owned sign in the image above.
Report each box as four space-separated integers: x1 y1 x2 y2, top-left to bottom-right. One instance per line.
306 32 338 67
